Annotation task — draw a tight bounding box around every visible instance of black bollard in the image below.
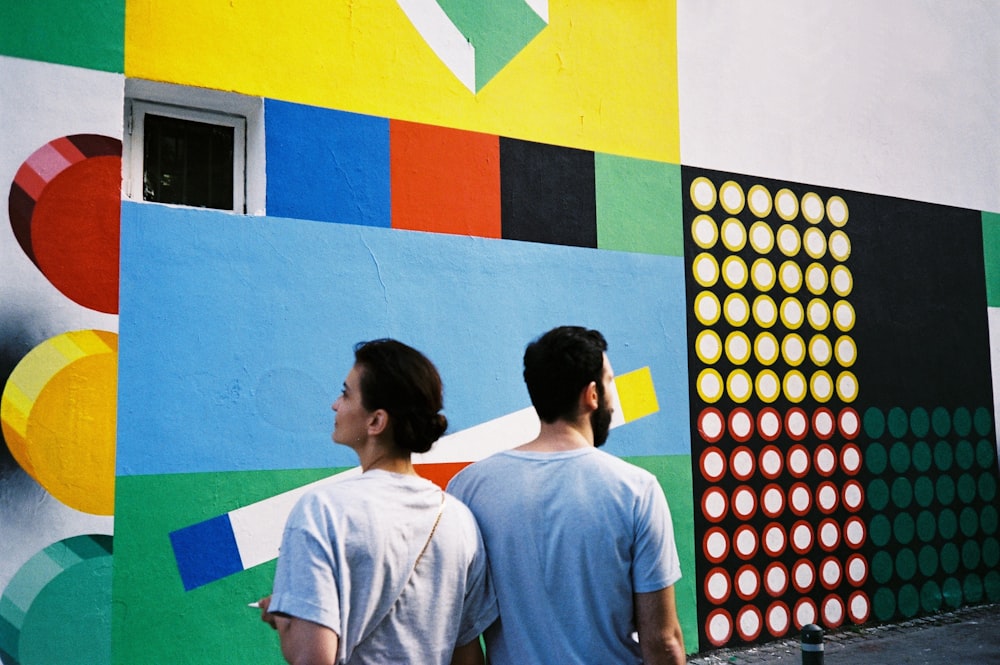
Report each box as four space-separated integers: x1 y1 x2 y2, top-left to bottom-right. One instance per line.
801 623 824 665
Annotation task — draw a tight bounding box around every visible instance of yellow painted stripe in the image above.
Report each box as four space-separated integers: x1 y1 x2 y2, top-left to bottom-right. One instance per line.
615 366 659 423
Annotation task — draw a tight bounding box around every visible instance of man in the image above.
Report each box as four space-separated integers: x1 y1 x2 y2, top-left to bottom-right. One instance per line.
448 326 686 664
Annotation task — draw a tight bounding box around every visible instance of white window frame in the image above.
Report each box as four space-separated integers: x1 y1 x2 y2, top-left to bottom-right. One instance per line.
123 79 266 215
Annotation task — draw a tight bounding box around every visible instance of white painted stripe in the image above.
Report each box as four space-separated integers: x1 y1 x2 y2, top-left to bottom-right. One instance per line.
524 0 549 23
396 0 476 92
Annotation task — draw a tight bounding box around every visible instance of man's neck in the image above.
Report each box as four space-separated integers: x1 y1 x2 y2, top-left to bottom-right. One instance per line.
516 419 594 452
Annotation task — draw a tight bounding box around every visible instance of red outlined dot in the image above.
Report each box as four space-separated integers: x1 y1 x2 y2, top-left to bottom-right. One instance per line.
818 518 842 551
842 479 864 512
766 601 792 638
760 445 784 479
822 594 846 629
698 408 726 443
735 564 761 601
764 561 789 596
812 407 836 440
848 591 871 624
793 597 818 630
840 443 862 475
728 408 755 442
816 481 839 514
732 485 757 520
736 605 764 641
757 407 782 441
820 556 843 589
733 524 760 560
761 484 785 519
814 444 837 477
791 520 814 554
846 553 868 587
700 447 727 482
789 482 812 516
844 516 866 549
762 522 788 558
787 445 810 478
706 609 734 647
702 487 729 522
705 567 732 605
838 407 860 439
703 527 730 564
785 407 809 440
792 559 817 594
730 446 756 480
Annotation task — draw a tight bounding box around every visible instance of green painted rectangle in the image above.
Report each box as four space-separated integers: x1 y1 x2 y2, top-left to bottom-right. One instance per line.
983 212 1000 307
0 0 124 72
596 154 683 256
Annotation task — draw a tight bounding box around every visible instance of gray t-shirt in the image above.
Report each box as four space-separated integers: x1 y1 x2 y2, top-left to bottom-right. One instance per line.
270 470 497 664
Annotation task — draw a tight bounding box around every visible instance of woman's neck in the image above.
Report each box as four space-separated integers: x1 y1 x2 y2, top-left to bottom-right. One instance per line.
358 442 417 475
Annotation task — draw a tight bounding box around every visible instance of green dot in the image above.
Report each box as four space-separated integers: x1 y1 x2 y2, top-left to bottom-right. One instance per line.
890 441 911 473
867 442 888 474
918 544 939 576
912 440 932 472
914 476 934 507
888 407 910 438
873 587 896 620
955 439 975 470
979 472 997 502
986 571 1000 602
910 407 930 438
898 584 919 617
865 407 886 438
872 550 894 583
896 547 917 580
960 506 979 537
936 474 956 505
964 574 984 602
974 407 993 436
977 438 996 469
982 505 999 535
939 508 958 540
920 580 942 612
953 407 972 437
868 479 890 511
891 477 913 509
982 537 1000 568
916 510 937 542
894 511 915 544
962 540 981 570
943 577 963 608
941 542 961 574
932 407 951 437
871 513 892 547
957 473 977 503
934 440 953 471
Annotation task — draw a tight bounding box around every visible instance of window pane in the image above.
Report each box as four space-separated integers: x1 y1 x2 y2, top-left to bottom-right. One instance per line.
143 113 235 210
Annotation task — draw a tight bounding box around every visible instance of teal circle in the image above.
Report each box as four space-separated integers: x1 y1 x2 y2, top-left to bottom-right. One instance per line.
934 440 953 471
873 587 896 621
982 505 999 535
895 547 917 580
890 441 911 473
974 407 993 436
918 544 939 577
977 438 996 469
914 476 935 508
912 440 932 472
962 540 981 570
960 506 979 537
910 407 930 438
953 407 972 437
936 474 955 505
866 442 888 474
872 550 894 584
939 508 958 540
979 472 997 502
920 580 942 612
932 407 951 437
898 584 919 617
864 407 886 438
955 440 975 470
941 542 960 574
893 512 915 544
983 537 1000 568
891 477 913 509
963 574 984 603
871 513 892 547
888 407 910 439
916 510 937 542
868 479 890 511
942 577 963 608
986 571 1000 602
957 473 977 503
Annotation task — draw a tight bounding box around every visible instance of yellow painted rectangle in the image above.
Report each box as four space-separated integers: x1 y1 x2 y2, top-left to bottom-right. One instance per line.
616 366 659 423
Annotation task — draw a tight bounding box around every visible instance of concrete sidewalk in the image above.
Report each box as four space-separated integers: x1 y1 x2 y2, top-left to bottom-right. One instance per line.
688 602 1000 664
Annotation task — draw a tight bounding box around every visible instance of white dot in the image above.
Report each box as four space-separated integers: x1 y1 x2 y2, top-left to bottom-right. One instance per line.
737 568 759 596
803 227 827 258
693 216 717 247
822 559 841 585
842 446 861 473
776 189 798 219
761 448 783 476
824 597 844 625
802 192 824 223
737 530 758 558
848 557 867 584
819 485 838 512
816 447 836 474
733 448 754 475
831 265 853 296
769 604 789 633
704 450 725 479
796 601 817 627
701 411 724 439
765 525 786 555
764 487 784 515
708 612 732 644
705 489 727 519
734 487 756 517
791 485 811 512
707 570 729 602
830 230 851 261
787 409 808 437
845 519 865 546
793 524 813 552
850 594 869 622
794 561 814 588
707 531 728 560
820 521 840 548
844 481 863 510
760 411 781 438
692 178 716 209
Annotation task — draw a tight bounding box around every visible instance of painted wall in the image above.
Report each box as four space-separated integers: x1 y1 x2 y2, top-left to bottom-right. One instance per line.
0 1 998 663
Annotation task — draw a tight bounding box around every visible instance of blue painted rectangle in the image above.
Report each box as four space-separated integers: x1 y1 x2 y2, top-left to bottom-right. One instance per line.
169 514 243 591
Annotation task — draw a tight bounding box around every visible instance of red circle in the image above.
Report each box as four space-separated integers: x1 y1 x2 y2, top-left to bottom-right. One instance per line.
764 561 789 596
812 407 836 440
848 591 871 624
844 516 867 549
816 481 840 514
766 601 792 638
838 407 861 438
728 408 755 442
842 479 864 512
703 527 731 564
733 524 760 560
731 485 757 520
698 408 726 443
789 482 812 516
819 556 843 590
757 407 782 441
759 445 784 479
702 487 729 523
705 609 734 646
729 446 756 480
814 444 837 477
792 559 817 593
822 594 846 629
818 518 841 551
736 604 764 641
735 564 761 601
761 483 785 519
700 446 728 482
790 520 814 554
705 567 732 605
840 443 862 475
793 597 818 630
762 522 787 557
787 445 811 478
846 553 869 587
785 407 809 440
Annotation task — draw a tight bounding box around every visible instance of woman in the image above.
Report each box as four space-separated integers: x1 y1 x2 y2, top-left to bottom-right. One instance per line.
259 339 497 665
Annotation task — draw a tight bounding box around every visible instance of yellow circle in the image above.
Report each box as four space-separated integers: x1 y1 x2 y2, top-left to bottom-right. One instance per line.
781 333 806 366
803 227 827 259
807 298 831 330
835 335 857 367
829 230 851 262
780 297 805 329
809 334 833 366
694 291 722 326
778 260 803 294
724 293 751 327
826 196 849 227
776 224 800 257
810 370 834 402
722 255 749 289
783 370 807 403
752 295 778 328
720 217 747 252
775 188 799 221
691 177 717 211
837 371 859 402
805 263 828 295
693 252 720 287
727 369 753 403
833 300 856 332
749 221 775 254
747 184 773 217
696 330 723 364
698 368 725 403
830 264 853 297
756 369 781 403
719 180 746 215
692 214 719 249
725 331 752 365
754 332 780 365
801 192 825 224
750 258 776 291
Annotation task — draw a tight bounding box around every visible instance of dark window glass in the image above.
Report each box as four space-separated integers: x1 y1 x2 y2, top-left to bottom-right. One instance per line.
143 114 235 210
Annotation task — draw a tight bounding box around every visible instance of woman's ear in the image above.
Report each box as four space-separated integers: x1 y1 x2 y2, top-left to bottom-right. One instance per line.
368 409 390 436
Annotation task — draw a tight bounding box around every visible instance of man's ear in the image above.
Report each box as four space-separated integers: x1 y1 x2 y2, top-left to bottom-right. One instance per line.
368 409 390 436
581 380 599 413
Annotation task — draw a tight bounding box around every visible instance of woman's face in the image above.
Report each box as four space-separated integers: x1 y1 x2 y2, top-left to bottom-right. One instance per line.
331 364 373 447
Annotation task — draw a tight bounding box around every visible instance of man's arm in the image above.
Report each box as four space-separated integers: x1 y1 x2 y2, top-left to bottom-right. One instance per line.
260 597 339 665
450 637 485 665
635 585 686 665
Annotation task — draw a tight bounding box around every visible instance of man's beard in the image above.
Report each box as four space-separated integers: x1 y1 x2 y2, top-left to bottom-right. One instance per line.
591 399 612 447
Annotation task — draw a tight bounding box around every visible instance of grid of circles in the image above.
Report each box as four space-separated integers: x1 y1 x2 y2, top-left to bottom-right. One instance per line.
863 406 1000 621
687 176 867 647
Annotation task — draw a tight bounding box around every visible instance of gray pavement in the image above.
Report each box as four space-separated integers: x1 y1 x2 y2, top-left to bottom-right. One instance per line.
688 602 1000 664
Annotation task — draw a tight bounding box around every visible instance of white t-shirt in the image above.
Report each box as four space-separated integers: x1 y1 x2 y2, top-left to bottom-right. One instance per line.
448 447 681 665
270 470 497 664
